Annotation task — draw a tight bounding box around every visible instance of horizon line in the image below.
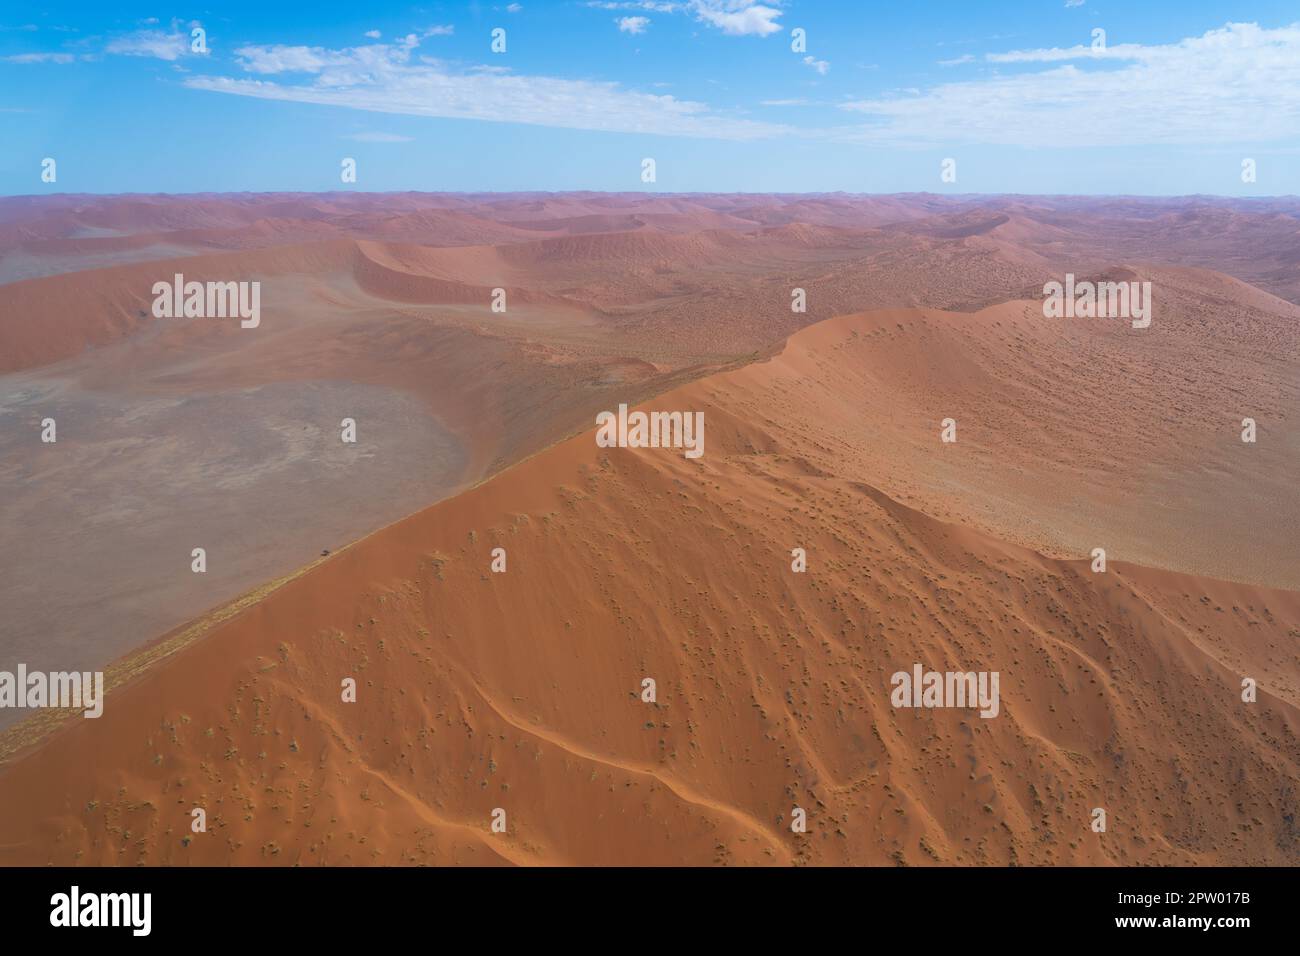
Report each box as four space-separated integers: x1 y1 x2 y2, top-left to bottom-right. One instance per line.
4 189 1299 202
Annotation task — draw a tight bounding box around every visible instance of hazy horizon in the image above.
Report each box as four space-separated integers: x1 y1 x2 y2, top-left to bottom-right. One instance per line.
7 188 1300 200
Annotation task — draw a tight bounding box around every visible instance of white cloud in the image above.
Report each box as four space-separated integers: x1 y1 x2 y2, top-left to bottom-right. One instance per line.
587 2 681 11
188 34 790 141
1065 0 1086 8
985 44 1125 64
364 30 381 39
105 28 192 61
234 44 335 73
423 25 454 37
838 22 1300 147
938 54 975 66
3 52 76 63
589 1 777 36
690 1 782 37
802 55 828 75
618 16 650 34
507 3 523 11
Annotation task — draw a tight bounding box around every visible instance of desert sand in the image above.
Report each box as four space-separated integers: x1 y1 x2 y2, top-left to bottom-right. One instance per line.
0 193 1296 865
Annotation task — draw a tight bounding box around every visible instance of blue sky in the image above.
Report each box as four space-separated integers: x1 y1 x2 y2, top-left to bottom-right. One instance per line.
3 1 1299 196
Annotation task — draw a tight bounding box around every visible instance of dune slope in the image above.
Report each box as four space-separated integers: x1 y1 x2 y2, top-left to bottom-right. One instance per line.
0 312 1296 866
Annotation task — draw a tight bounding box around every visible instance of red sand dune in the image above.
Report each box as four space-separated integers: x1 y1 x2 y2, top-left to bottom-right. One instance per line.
1 192 1298 867
0 311 1295 866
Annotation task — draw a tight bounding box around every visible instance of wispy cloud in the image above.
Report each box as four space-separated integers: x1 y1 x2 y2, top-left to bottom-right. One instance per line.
839 22 1300 147
105 27 196 61
587 1 781 37
586 2 683 12
2 52 77 64
69 16 1299 155
232 42 367 74
187 34 790 141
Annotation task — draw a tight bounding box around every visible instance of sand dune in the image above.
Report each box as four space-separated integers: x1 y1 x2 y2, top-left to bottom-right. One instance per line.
751 298 1300 590
6 192 1300 300
1 310 1295 866
0 240 357 372
1 191 1297 866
